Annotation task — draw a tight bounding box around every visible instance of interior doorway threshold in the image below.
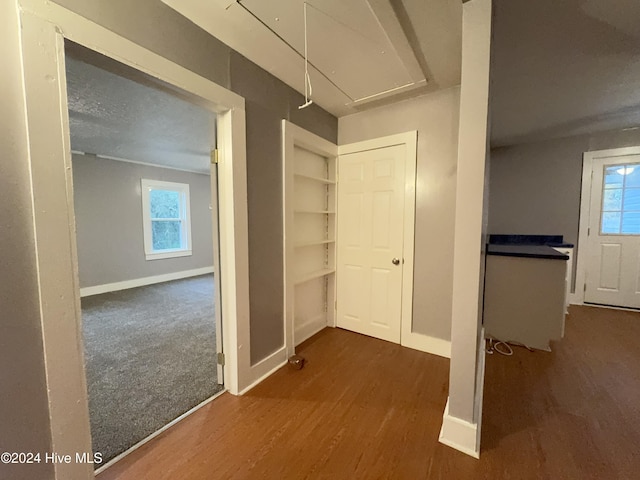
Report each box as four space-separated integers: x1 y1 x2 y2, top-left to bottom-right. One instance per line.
95 389 227 475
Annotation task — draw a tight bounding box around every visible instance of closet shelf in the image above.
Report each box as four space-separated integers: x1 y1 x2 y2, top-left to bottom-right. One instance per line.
295 268 336 285
294 240 335 248
294 173 336 185
294 210 336 214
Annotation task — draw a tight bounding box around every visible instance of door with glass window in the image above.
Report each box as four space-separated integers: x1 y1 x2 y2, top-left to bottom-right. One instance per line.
585 153 640 308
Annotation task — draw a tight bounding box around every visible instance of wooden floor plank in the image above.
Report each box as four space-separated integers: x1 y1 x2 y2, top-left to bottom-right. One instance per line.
98 306 640 479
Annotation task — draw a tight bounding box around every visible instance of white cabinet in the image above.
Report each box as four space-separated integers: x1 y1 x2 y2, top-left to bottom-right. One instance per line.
484 254 567 351
283 122 338 351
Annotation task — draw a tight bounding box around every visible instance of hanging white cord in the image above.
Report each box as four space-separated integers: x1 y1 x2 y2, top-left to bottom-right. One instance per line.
299 1 313 109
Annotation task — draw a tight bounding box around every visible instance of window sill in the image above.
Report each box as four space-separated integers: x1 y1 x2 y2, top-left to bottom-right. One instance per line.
145 249 192 261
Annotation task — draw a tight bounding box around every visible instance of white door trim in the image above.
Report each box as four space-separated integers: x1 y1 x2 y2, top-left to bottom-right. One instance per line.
338 131 418 351
282 121 339 357
575 146 640 305
18 1 251 476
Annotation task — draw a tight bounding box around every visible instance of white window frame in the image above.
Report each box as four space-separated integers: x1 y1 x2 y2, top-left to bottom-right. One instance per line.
141 179 192 260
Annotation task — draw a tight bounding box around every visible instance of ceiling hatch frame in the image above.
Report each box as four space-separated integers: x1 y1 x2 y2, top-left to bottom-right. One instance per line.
162 0 434 116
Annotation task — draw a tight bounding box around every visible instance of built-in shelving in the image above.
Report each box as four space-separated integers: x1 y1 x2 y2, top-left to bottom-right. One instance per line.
294 239 335 248
294 210 336 214
284 120 338 352
295 268 337 285
294 173 336 185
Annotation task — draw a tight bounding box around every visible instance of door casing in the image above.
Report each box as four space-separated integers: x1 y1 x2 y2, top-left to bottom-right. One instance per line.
18 1 252 477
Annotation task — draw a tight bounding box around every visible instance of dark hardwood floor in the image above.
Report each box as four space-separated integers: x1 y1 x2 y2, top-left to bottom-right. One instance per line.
98 305 640 479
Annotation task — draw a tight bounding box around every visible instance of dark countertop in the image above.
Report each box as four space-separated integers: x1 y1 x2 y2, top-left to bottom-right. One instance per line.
487 244 570 260
488 234 574 248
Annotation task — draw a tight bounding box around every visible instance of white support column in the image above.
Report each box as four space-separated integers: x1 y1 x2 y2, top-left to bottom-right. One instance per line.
439 0 492 459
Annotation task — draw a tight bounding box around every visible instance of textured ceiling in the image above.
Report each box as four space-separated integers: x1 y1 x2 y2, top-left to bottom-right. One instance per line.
491 0 640 147
66 55 215 174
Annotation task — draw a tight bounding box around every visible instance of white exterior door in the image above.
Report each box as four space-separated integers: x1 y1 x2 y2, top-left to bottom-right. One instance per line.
336 144 406 343
585 153 640 308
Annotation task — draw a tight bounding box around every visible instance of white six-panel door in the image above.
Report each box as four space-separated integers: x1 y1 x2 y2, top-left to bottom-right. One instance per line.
336 144 406 343
585 153 640 308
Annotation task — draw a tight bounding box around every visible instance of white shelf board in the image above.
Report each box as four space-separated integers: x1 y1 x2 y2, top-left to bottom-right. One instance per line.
294 173 336 185
295 268 336 285
294 210 336 214
294 239 335 248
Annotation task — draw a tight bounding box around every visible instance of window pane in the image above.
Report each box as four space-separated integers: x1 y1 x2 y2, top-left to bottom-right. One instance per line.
150 190 180 219
604 166 624 189
622 212 640 234
603 188 622 211
601 212 621 234
623 188 640 211
152 220 182 250
624 164 640 188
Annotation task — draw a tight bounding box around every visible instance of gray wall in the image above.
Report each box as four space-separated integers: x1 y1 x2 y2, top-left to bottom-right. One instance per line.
73 155 214 288
0 1 54 479
489 127 640 288
52 0 338 365
339 88 461 342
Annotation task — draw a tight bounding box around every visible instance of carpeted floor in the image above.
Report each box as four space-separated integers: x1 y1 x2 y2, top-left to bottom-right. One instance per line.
82 274 223 465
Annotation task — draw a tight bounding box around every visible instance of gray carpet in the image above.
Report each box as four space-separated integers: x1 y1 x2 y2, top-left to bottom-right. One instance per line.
81 274 222 465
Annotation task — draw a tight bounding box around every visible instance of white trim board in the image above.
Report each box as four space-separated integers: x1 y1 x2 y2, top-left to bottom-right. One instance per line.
238 346 288 395
80 266 214 297
438 398 480 459
401 331 451 359
575 145 640 305
72 150 211 175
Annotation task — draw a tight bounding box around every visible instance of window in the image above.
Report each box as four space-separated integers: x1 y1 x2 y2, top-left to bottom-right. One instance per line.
141 179 192 260
601 163 640 235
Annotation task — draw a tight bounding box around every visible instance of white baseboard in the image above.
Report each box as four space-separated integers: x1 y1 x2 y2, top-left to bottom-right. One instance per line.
295 315 327 347
438 328 485 459
568 292 581 306
238 346 288 395
474 327 486 453
401 331 451 358
80 266 214 297
438 398 480 459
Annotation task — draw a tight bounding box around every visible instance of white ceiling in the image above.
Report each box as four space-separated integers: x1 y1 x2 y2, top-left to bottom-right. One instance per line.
162 0 462 117
66 55 215 174
491 0 640 147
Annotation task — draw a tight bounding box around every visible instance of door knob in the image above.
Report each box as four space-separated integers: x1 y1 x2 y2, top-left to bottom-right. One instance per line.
392 258 400 265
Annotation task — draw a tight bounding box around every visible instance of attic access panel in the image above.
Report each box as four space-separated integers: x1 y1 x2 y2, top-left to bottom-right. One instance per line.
239 0 422 102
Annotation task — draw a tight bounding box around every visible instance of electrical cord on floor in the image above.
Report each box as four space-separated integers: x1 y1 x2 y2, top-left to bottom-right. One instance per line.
486 337 513 356
486 337 536 356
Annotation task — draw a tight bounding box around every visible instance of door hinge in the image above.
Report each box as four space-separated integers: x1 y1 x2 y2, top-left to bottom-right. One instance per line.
584 283 587 292
211 149 219 165
217 352 225 366
587 227 590 236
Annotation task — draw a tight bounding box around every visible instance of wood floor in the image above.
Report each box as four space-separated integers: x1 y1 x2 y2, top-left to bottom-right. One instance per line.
98 305 640 479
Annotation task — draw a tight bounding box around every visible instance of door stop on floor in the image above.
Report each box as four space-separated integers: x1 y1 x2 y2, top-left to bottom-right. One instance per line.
288 355 305 370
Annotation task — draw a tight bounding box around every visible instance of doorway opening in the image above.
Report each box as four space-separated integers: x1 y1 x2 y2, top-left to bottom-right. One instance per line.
65 43 224 467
